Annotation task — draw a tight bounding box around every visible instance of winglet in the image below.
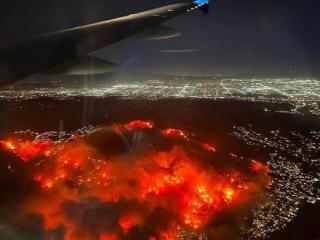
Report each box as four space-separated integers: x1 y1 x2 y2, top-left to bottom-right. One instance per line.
194 0 210 14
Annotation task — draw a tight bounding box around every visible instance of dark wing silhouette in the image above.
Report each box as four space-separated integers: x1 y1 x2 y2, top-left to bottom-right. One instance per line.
0 1 210 86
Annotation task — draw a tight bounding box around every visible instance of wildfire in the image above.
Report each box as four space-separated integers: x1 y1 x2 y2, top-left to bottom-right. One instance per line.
224 188 235 201
1 140 15 150
0 139 53 162
161 128 188 140
201 143 217 152
119 213 142 234
125 120 154 131
100 235 118 240
251 159 269 175
0 121 271 240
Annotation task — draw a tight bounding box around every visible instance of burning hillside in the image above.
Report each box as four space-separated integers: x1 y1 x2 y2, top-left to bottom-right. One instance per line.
0 120 271 240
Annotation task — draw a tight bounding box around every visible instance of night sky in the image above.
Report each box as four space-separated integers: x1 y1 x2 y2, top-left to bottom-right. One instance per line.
1 0 319 78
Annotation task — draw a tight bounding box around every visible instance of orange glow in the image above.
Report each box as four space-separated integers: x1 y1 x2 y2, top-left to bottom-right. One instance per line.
119 213 142 234
43 180 54 189
4 141 15 150
125 120 154 131
202 143 216 152
251 159 269 175
224 188 235 201
0 120 271 240
0 139 53 162
100 235 118 240
161 128 188 140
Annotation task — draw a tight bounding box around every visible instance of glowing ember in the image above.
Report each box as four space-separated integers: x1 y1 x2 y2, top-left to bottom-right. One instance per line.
0 121 271 240
100 235 118 240
125 120 154 131
224 188 235 201
2 140 15 150
161 128 188 140
251 159 269 175
201 143 217 152
119 213 141 234
0 139 53 162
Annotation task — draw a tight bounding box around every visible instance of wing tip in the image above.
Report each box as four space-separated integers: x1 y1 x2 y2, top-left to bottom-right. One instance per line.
194 0 209 4
194 0 210 14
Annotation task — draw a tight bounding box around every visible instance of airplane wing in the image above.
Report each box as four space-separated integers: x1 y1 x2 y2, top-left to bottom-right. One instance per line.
0 0 210 86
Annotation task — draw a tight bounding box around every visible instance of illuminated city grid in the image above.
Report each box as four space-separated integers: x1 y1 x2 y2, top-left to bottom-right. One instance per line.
0 77 319 115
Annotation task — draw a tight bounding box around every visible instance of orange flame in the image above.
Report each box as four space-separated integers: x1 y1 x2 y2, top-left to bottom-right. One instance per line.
161 129 188 140
0 139 53 162
201 143 217 152
125 120 154 131
251 159 269 175
0 121 271 240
